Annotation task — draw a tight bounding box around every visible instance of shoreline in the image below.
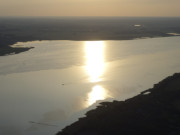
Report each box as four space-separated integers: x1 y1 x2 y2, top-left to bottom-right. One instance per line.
0 34 177 56
56 73 180 135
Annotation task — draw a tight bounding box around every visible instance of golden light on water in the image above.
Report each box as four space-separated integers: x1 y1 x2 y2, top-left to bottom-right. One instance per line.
88 85 106 105
84 41 108 106
85 41 105 82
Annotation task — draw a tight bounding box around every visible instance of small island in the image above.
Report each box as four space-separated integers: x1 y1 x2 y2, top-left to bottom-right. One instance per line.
56 73 180 135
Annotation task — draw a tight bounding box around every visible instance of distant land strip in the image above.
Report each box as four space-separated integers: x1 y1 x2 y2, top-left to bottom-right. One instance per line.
0 17 180 56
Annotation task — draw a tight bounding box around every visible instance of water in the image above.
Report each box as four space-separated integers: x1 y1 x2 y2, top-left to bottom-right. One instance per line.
0 36 180 135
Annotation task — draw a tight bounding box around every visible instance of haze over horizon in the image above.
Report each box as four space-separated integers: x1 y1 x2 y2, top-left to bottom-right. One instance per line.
0 0 180 17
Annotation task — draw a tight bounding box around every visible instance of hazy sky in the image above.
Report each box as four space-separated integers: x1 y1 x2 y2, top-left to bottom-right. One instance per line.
0 0 180 16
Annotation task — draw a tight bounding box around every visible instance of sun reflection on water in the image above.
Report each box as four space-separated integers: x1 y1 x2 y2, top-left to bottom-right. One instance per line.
84 41 108 106
85 41 105 83
88 85 106 105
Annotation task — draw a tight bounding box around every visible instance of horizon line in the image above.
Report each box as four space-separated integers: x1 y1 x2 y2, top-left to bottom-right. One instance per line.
0 15 180 18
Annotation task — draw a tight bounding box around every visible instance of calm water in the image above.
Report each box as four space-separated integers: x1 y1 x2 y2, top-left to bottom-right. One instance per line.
0 36 180 135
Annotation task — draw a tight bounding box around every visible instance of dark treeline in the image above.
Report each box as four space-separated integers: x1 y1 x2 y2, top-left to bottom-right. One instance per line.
0 17 180 55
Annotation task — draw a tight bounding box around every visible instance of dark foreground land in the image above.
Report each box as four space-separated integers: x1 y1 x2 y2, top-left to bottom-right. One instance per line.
57 73 180 135
0 17 180 55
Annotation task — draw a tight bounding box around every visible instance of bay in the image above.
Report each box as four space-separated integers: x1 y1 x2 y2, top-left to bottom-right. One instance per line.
0 36 180 135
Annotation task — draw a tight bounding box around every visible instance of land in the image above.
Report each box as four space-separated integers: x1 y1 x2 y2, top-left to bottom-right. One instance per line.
0 17 180 55
56 73 180 135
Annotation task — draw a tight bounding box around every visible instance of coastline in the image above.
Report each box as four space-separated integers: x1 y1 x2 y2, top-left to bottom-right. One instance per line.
0 34 176 56
56 73 180 135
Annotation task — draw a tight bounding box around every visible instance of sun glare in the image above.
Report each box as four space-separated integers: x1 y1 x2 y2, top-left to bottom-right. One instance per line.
88 85 106 105
84 41 109 106
85 41 105 82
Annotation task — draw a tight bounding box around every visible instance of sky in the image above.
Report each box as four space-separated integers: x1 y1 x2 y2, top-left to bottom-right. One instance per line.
0 0 180 17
